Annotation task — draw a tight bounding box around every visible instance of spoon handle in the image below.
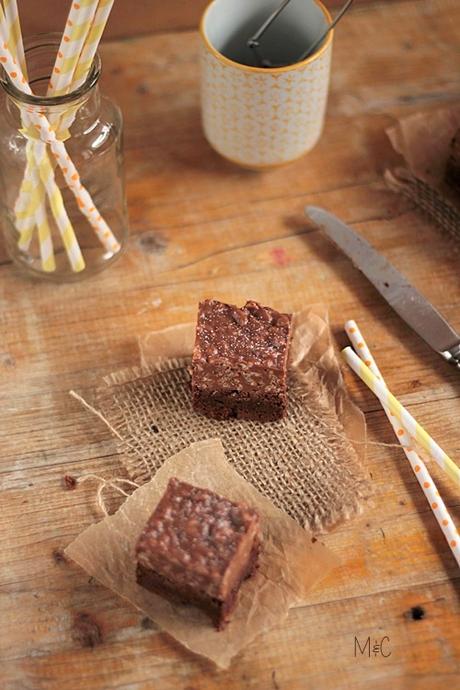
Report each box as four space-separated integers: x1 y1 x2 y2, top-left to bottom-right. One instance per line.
298 0 354 61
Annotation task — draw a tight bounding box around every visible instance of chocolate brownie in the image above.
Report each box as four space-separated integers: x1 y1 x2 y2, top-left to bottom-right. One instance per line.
446 128 460 193
191 299 292 422
135 478 260 630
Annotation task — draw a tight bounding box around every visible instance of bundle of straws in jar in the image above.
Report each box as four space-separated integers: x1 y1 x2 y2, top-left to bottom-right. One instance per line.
0 0 119 273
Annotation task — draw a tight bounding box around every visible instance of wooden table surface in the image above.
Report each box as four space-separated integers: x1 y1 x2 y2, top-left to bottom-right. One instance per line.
2 1 460 688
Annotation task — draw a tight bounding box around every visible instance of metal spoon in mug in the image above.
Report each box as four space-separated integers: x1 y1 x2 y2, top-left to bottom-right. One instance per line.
248 0 354 68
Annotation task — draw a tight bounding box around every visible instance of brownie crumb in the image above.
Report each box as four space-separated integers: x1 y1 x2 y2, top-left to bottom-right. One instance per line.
52 548 68 565
71 612 103 648
140 616 155 630
63 474 77 490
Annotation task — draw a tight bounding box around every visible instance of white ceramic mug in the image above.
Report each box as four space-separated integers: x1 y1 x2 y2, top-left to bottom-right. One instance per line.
200 0 333 169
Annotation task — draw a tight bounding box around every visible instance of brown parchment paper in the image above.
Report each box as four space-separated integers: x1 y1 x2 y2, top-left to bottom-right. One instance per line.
91 306 371 532
385 106 460 239
65 439 338 669
386 107 460 187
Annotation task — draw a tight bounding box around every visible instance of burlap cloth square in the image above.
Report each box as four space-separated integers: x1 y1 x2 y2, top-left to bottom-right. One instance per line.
66 439 338 669
83 305 371 532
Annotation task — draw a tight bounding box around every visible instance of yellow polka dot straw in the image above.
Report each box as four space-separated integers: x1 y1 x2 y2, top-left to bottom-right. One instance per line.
0 25 121 258
342 345 460 488
344 320 460 568
344 321 460 565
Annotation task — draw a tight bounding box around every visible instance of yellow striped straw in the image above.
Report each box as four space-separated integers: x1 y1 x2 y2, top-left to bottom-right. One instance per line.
17 143 45 239
18 133 84 271
345 320 460 567
3 2 63 271
342 346 460 488
4 1 36 227
3 1 42 248
74 0 115 87
14 141 38 242
36 145 85 271
35 188 56 273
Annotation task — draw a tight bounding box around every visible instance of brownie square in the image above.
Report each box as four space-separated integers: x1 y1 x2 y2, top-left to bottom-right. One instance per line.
135 478 260 630
191 299 292 422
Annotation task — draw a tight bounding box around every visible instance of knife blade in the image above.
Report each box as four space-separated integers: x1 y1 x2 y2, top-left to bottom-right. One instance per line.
305 206 460 366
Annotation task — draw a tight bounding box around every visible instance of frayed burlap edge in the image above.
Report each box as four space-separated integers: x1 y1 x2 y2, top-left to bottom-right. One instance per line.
385 167 460 244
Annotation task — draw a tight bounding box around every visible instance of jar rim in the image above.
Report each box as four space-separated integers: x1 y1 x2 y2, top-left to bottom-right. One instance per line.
0 32 101 106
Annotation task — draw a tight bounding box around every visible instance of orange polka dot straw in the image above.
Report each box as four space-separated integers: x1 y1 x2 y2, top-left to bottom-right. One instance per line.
47 0 100 99
344 319 460 568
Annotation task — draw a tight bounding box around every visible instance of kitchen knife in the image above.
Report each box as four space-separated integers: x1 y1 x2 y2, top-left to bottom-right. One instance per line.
305 206 460 367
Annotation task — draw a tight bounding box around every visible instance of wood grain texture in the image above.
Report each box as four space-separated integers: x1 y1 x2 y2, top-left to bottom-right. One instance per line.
20 0 398 39
2 0 460 689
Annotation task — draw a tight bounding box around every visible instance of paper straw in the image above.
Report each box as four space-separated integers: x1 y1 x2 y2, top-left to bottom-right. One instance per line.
345 320 460 567
16 133 84 271
16 0 100 263
0 30 121 256
34 186 56 272
73 0 114 88
57 0 115 136
3 1 43 249
14 141 38 241
342 346 460 488
48 0 100 97
3 0 26 76
2 3 74 270
19 0 101 197
2 72 82 269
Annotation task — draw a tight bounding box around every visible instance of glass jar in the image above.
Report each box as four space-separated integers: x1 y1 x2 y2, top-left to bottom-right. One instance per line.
0 34 128 281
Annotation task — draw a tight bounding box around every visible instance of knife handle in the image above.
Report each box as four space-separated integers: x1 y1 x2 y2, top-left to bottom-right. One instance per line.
443 343 460 368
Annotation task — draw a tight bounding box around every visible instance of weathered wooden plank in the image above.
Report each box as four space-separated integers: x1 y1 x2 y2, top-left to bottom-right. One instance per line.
21 0 402 40
4 580 459 689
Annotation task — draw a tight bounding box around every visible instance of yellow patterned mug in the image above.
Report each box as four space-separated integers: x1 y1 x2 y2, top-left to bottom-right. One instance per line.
200 0 333 169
